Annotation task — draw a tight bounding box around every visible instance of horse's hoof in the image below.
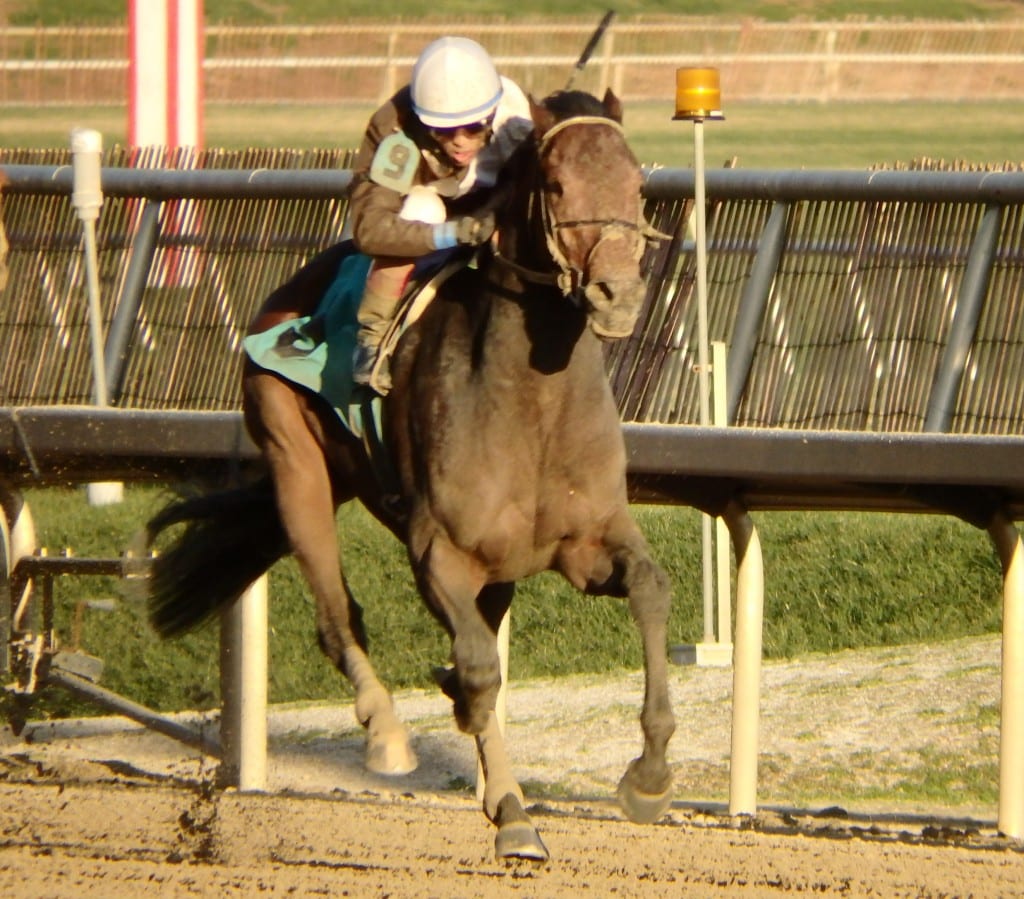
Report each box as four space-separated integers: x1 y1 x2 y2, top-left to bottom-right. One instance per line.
365 735 418 776
616 772 673 824
492 791 549 863
495 821 550 863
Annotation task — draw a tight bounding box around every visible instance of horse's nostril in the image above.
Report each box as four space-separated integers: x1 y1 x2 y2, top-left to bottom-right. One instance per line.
586 278 644 304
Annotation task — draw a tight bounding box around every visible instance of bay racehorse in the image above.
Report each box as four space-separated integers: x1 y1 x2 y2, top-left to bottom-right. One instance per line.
145 88 676 862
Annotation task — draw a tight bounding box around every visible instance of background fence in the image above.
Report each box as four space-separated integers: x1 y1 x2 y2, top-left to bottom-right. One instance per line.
5 152 1024 438
2 18 1024 107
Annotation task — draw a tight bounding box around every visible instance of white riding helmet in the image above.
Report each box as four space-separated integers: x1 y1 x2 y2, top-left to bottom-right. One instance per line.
410 37 503 129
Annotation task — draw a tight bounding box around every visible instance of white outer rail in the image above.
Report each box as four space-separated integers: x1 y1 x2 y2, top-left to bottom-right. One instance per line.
219 575 269 791
989 515 1024 839
723 503 1024 839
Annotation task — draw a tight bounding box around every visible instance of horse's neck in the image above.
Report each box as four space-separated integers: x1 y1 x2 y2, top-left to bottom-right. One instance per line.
482 257 604 388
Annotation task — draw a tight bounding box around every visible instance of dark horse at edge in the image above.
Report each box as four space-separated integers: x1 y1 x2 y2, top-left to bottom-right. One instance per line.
145 88 677 862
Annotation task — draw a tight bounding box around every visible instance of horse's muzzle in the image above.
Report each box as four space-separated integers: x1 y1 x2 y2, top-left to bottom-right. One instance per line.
583 278 647 340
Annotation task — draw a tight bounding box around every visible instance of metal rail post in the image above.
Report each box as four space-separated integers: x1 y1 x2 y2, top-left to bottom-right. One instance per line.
713 341 733 655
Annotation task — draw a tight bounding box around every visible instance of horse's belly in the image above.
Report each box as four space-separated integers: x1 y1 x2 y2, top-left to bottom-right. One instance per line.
451 488 614 583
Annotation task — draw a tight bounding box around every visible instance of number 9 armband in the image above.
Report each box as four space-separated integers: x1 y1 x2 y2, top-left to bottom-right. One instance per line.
369 131 421 194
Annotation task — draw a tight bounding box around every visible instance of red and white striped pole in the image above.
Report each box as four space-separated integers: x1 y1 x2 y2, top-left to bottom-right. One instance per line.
128 0 204 149
128 2 266 791
127 0 204 282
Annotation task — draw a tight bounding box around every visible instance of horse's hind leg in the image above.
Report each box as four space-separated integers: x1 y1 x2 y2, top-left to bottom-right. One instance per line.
246 371 416 775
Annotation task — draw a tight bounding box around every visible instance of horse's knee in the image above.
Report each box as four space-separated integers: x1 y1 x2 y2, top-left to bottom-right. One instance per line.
451 636 501 734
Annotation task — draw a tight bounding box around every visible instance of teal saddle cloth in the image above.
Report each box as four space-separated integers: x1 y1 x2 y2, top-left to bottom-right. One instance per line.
243 251 376 438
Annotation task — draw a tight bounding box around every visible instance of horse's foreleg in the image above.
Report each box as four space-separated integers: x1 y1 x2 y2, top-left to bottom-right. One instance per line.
618 550 675 822
414 541 546 859
247 374 416 775
593 515 676 824
416 536 504 734
476 710 549 862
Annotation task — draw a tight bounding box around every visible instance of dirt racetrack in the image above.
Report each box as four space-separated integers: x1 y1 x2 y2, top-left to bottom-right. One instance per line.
3 635 1024 897
3 781 1023 898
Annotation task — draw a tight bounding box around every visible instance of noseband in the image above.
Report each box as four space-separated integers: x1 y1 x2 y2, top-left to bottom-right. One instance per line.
491 115 658 298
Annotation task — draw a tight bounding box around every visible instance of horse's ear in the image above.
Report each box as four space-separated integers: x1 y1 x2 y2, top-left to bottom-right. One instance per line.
601 88 623 124
529 93 556 139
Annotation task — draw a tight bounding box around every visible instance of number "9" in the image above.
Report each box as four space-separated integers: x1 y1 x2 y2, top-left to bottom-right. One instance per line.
383 144 411 180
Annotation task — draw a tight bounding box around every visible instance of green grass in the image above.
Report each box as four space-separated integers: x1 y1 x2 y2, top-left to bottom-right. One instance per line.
7 1 1020 25
8 100 1024 170
631 101 1024 169
759 748 1000 810
5 485 1002 718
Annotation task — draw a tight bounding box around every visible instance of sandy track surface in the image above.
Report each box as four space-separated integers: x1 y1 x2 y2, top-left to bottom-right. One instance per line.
2 635 1022 897
2 782 1022 898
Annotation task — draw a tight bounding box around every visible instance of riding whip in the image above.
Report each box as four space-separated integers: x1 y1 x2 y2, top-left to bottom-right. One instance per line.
565 9 616 89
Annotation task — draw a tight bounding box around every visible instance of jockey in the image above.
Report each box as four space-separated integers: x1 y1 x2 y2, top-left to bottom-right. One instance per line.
348 36 533 390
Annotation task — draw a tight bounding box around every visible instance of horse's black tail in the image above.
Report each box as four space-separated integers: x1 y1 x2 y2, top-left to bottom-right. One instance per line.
145 476 289 638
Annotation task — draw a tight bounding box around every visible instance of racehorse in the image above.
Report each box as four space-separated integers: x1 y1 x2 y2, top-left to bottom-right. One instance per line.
145 88 676 862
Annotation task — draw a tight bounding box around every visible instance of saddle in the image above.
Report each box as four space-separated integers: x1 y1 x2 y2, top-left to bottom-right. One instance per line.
367 250 470 395
243 246 469 494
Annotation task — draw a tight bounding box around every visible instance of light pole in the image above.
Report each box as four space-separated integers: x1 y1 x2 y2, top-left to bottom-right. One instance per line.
673 67 724 426
674 68 727 663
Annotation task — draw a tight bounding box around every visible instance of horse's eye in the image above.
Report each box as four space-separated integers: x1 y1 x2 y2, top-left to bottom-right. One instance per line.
545 181 563 197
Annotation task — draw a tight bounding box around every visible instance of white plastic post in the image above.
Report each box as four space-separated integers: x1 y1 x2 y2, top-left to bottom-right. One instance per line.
690 342 734 668
0 487 37 567
989 514 1024 839
71 128 124 506
0 485 34 674
724 503 764 817
693 130 733 667
70 127 106 406
219 574 268 791
693 118 711 430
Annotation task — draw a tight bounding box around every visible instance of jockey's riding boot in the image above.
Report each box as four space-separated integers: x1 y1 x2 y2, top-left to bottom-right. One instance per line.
352 315 391 394
353 262 411 395
352 324 393 394
352 335 391 394
351 338 379 387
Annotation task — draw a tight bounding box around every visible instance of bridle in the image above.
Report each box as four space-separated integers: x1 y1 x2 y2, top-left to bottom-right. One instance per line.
490 115 663 298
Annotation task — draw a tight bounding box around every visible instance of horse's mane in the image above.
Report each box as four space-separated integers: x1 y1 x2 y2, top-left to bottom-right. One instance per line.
490 89 616 202
537 89 610 123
